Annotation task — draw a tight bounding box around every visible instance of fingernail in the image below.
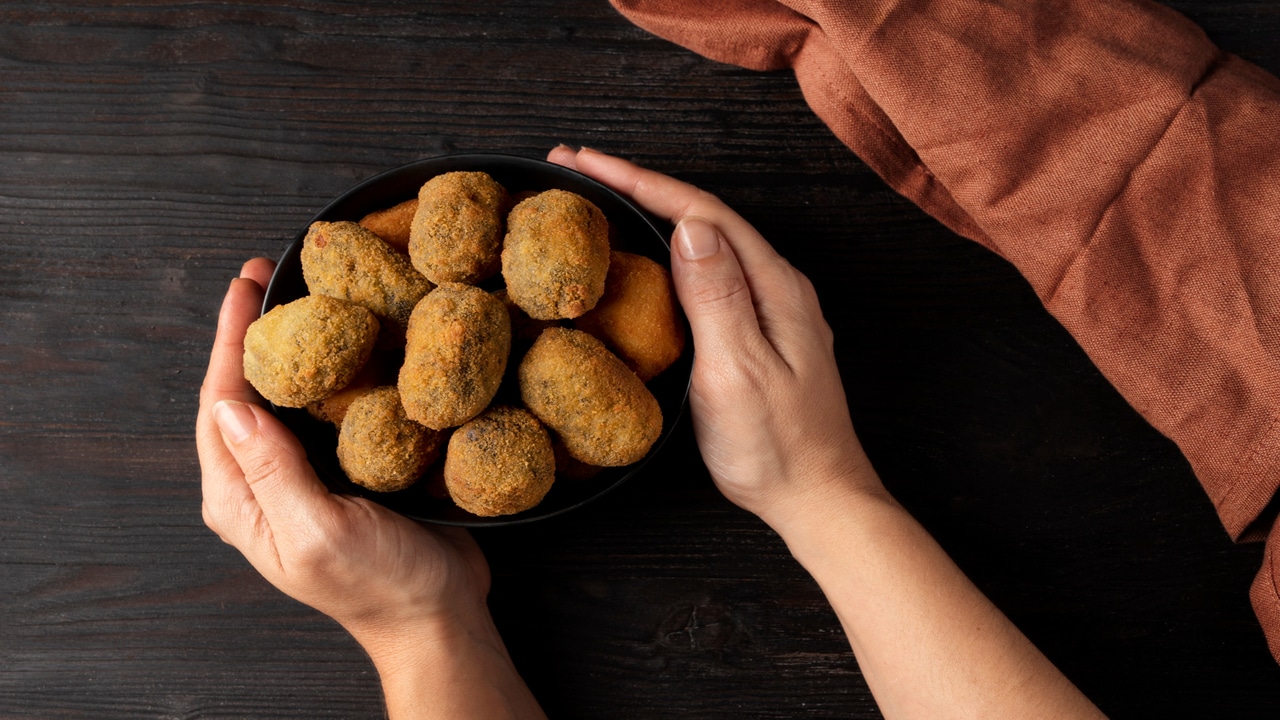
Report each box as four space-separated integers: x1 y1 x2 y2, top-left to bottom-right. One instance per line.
214 400 258 444
554 142 578 152
675 218 721 261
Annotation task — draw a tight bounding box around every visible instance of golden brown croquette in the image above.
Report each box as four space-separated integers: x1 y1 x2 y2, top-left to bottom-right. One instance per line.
501 189 610 320
243 295 379 408
519 327 661 466
358 198 418 254
444 405 555 516
409 171 509 284
399 283 511 430
574 250 684 381
301 220 433 348
337 386 443 492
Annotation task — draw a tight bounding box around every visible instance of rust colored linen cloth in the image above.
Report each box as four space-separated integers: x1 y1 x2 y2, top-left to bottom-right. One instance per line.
610 0 1280 660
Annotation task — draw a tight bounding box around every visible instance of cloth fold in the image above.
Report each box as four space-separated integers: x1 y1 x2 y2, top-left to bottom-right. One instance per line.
611 0 1280 661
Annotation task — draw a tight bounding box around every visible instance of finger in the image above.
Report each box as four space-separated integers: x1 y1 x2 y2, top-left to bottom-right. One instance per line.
200 458 264 554
547 144 578 170
199 276 266 408
566 148 787 274
212 400 334 538
240 257 276 288
670 217 776 362
564 147 823 365
196 274 270 550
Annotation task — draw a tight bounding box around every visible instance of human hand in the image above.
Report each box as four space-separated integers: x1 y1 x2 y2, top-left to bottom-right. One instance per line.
195 259 490 652
547 147 883 523
197 259 543 718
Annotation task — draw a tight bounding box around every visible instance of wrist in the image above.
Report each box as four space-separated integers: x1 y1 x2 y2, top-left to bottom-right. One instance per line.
350 600 503 677
352 607 545 720
754 454 892 537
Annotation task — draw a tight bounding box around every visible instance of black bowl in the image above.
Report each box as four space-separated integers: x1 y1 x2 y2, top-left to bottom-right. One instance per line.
262 154 692 527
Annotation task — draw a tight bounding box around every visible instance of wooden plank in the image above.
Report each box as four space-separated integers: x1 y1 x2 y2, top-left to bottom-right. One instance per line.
3 0 1280 717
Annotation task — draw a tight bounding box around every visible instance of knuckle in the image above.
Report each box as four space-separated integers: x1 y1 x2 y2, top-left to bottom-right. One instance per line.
700 350 771 398
795 270 819 300
239 443 292 487
689 271 750 310
284 527 339 578
289 533 327 570
201 501 219 532
669 188 726 223
693 188 723 208
201 502 235 546
817 319 835 348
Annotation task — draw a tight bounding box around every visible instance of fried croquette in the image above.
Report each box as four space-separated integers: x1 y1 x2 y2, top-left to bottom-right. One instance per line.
306 351 393 426
444 405 555 516
399 283 511 430
553 439 603 481
493 288 555 347
358 198 418 254
302 220 433 348
501 189 610 320
519 327 661 466
409 171 509 284
337 386 444 492
574 250 685 381
243 295 379 408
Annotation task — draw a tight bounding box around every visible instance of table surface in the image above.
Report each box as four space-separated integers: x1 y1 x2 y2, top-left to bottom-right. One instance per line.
4 2 1280 718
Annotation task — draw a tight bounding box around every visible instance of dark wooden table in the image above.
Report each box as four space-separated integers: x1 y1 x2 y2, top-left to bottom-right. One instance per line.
4 2 1280 717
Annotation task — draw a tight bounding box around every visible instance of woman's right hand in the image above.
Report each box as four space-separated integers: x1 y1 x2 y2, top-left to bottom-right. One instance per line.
548 146 882 523
551 147 1104 720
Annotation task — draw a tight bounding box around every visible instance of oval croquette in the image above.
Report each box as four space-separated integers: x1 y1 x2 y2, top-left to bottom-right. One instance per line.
243 295 379 408
444 406 555 516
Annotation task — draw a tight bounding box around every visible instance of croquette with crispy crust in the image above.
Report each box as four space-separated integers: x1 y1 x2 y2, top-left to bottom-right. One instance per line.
493 288 555 346
445 406 555 517
519 327 661 466
338 386 443 493
306 351 392 426
574 250 685 381
399 283 511 430
409 171 509 284
553 439 603 481
302 220 433 348
358 198 418 254
243 295 379 408
501 189 610 320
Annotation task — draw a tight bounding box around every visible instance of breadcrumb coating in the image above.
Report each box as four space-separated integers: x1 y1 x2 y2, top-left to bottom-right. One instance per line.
243 295 379 408
444 405 555 516
338 386 443 492
502 189 610 320
359 198 418 254
409 171 509 284
519 327 661 466
302 220 432 348
574 250 684 381
399 283 511 430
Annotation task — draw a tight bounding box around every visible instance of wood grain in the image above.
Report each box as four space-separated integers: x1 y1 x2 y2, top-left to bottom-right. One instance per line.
2 1 1280 717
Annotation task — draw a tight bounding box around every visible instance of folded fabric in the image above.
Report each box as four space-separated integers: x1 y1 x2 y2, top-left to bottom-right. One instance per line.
611 0 1280 661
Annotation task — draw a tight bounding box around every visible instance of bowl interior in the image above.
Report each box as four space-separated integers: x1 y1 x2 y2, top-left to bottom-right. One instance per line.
262 154 692 527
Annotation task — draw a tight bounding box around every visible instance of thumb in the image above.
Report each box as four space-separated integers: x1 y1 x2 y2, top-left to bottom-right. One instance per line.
212 400 333 530
671 217 765 356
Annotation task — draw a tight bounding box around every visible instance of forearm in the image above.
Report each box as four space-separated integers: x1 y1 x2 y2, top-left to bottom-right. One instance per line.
762 476 1104 720
355 611 546 720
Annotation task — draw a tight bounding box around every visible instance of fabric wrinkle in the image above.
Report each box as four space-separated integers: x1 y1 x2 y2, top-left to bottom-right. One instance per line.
610 0 1280 662
1044 49 1229 308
